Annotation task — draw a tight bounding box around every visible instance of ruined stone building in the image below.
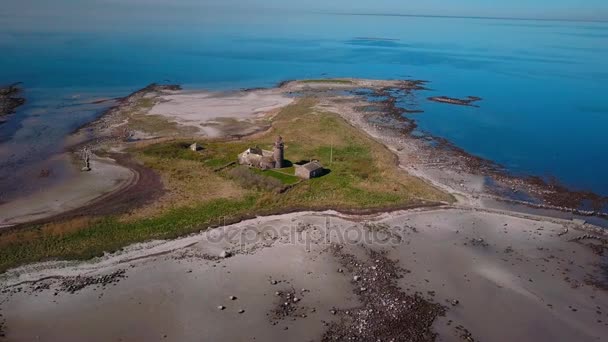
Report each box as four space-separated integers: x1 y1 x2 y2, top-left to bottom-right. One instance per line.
237 136 285 170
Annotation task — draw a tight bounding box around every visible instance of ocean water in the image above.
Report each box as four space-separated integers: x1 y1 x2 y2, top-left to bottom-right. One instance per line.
1 12 607 200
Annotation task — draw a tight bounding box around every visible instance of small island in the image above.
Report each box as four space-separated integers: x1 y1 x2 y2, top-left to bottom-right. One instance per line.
0 83 25 124
428 95 482 106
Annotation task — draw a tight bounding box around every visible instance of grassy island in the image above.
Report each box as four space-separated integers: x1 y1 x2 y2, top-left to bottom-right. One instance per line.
0 97 451 272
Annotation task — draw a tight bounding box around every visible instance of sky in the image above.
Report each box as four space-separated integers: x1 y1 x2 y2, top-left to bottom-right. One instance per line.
2 0 608 31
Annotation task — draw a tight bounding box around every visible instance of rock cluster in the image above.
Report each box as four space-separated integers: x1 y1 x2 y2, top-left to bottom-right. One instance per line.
455 324 475 341
269 289 309 323
427 96 482 107
60 269 127 294
570 234 607 243
0 83 25 123
469 237 489 247
0 310 5 338
322 245 446 341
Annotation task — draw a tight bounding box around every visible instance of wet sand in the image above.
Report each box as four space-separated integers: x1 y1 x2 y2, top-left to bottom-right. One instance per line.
0 154 133 228
1 208 606 341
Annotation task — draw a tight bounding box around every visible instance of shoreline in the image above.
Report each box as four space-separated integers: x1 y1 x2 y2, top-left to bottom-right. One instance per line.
0 153 135 228
1 152 165 230
3 203 604 284
352 81 608 217
2 78 608 226
1 78 607 341
2 78 606 228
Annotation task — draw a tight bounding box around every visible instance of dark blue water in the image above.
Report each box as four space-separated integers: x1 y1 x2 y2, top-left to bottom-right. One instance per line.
1 12 607 198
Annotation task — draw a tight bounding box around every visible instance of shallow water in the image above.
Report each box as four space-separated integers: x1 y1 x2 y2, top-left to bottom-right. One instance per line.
1 12 607 200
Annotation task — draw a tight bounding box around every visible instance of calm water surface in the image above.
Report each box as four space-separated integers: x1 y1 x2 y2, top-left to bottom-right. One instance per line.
1 12 607 200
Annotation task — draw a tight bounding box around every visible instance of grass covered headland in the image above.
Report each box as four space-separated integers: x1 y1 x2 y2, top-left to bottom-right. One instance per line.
0 98 452 272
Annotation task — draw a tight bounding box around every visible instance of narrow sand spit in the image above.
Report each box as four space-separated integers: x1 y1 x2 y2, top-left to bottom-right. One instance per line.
0 154 133 227
1 208 606 341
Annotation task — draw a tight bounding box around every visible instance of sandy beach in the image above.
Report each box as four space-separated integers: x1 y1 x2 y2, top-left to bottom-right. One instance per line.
147 89 294 137
0 154 134 227
1 208 606 341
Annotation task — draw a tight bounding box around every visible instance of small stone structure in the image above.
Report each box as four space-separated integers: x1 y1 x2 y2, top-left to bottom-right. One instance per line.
81 147 91 172
295 161 324 179
237 136 285 170
273 136 285 168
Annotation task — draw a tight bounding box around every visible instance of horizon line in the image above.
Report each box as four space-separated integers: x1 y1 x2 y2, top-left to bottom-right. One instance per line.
317 11 608 24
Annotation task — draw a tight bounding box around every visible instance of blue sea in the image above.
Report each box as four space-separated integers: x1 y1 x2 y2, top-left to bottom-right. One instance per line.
1 11 607 200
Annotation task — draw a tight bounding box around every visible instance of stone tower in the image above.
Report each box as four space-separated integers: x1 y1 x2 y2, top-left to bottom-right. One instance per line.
273 136 285 168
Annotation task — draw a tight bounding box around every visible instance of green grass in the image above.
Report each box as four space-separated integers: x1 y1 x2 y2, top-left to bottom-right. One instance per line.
251 168 301 185
141 141 241 169
0 98 453 273
0 197 258 271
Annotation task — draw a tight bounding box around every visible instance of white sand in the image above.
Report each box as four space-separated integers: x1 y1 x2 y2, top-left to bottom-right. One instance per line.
148 90 294 137
1 208 606 341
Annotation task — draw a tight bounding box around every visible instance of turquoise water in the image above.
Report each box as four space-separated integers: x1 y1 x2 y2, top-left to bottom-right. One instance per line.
1 12 607 199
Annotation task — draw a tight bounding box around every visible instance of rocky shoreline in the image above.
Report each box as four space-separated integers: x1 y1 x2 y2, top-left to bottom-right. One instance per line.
355 84 607 218
0 83 25 124
75 78 608 220
7 77 606 229
70 83 181 150
277 78 607 219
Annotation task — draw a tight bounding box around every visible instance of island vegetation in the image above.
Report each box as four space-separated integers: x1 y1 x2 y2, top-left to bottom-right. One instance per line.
0 97 451 272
